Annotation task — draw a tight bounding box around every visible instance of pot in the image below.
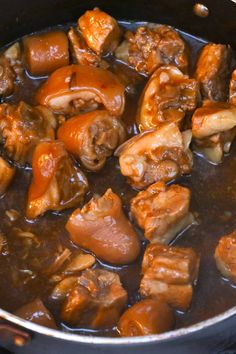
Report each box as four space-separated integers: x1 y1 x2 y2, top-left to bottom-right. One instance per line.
1 0 236 353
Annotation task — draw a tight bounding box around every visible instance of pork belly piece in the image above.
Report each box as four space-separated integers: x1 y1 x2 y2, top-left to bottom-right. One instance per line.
23 31 69 77
131 182 193 244
0 101 57 165
0 43 22 97
58 110 126 171
0 157 15 196
117 299 174 337
229 69 236 106
192 101 236 164
78 8 121 55
140 243 200 311
26 141 88 219
61 269 127 329
194 43 231 101
137 65 198 131
66 188 140 265
36 65 125 116
115 25 188 76
15 298 57 329
116 123 193 189
215 231 236 284
68 27 101 67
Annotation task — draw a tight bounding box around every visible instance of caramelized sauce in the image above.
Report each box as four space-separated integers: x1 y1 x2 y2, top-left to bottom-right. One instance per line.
0 21 236 336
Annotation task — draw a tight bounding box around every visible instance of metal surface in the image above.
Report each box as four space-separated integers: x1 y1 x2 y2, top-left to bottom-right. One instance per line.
0 0 236 353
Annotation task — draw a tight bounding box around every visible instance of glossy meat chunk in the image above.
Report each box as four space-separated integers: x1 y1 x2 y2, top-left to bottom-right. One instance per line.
117 299 174 336
116 123 193 189
66 188 140 265
23 31 69 77
0 43 22 97
137 65 198 131
78 8 121 55
0 57 16 97
229 69 236 106
36 65 125 116
194 43 231 101
26 141 88 219
140 243 200 311
15 298 57 329
192 101 236 164
116 25 188 76
131 182 193 244
58 110 126 171
68 27 101 67
61 269 127 329
215 231 236 284
0 101 57 165
0 157 15 196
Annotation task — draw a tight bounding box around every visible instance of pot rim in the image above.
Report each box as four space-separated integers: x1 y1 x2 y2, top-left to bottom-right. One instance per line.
0 305 236 345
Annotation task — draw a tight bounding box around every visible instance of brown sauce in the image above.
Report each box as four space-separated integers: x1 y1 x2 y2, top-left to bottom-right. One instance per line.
0 21 236 336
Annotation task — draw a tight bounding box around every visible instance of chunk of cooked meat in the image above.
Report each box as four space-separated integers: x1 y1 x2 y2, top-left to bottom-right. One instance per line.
140 243 200 311
61 269 127 329
115 25 188 76
137 65 198 131
215 230 236 284
26 141 88 219
15 298 57 329
192 101 236 164
116 123 193 189
229 69 236 106
194 43 231 101
131 182 193 244
0 43 23 97
36 65 125 116
23 31 69 77
68 27 101 67
78 8 121 55
66 188 140 265
58 110 126 171
0 57 16 97
0 157 15 196
0 101 57 165
117 299 174 337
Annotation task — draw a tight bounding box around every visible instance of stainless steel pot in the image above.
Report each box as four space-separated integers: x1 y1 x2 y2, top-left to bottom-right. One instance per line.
1 0 236 353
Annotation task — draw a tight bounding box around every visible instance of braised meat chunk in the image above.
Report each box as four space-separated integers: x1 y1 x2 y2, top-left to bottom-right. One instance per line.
58 110 126 171
68 27 101 67
23 31 69 77
15 298 57 329
0 102 57 165
26 141 88 219
0 157 15 196
0 57 16 97
140 243 200 311
66 188 140 265
118 299 174 337
36 65 125 116
0 43 22 97
116 123 193 189
194 43 231 101
192 101 236 164
61 269 127 329
229 69 236 106
115 25 188 76
137 65 198 131
215 231 236 284
131 182 193 244
78 8 121 55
